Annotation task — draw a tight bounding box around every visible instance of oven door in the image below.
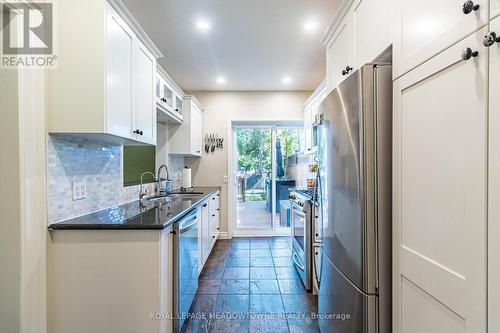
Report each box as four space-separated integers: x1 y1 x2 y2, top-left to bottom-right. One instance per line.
291 200 312 290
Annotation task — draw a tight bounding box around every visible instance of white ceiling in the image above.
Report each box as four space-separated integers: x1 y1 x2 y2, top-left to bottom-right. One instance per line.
122 0 341 91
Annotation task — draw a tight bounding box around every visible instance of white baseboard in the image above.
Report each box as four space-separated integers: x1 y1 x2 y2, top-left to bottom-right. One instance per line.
218 232 229 239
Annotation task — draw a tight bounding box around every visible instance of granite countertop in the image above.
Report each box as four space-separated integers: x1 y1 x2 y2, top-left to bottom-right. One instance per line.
48 186 220 230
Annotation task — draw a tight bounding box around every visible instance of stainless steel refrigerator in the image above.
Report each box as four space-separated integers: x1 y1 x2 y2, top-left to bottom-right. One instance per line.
314 63 392 333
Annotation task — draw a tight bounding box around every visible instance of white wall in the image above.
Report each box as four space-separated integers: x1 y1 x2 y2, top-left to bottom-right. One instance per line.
186 91 311 235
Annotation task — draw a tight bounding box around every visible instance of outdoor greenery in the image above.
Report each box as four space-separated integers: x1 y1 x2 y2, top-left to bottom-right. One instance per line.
236 128 302 175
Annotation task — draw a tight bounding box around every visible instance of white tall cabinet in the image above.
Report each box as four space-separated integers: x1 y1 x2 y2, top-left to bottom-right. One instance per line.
393 28 487 333
489 14 500 333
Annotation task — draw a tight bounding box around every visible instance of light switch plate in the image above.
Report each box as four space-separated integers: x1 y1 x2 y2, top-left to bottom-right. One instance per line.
223 175 228 183
72 181 87 200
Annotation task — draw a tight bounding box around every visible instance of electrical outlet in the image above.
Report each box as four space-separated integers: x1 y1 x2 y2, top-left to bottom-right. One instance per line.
72 181 87 200
223 175 228 183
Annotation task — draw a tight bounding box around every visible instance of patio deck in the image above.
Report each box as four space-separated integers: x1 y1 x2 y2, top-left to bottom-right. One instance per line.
237 200 275 228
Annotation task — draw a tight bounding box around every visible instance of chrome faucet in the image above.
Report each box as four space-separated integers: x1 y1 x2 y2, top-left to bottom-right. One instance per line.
156 164 171 195
139 171 156 203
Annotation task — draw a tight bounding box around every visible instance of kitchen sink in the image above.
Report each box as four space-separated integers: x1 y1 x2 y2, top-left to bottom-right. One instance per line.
144 192 203 203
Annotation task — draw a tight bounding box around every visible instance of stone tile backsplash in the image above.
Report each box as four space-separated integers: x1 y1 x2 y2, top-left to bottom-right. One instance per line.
47 135 183 223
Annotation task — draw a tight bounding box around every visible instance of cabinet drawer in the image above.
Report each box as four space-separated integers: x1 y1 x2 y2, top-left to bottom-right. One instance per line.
394 0 488 78
208 191 220 216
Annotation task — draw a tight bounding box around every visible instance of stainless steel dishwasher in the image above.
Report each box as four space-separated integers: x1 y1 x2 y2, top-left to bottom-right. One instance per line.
173 208 199 333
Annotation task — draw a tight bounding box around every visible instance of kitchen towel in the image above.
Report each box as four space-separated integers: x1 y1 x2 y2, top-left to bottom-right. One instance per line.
182 167 192 189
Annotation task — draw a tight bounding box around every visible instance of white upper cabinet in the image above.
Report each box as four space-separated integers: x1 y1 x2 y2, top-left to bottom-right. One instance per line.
326 13 353 90
167 96 204 157
156 66 184 124
352 0 392 68
47 0 162 145
393 0 488 78
105 9 134 141
134 43 156 145
393 28 487 333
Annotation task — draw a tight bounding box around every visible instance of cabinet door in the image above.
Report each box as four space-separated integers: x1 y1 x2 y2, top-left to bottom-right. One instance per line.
352 0 391 67
105 7 134 140
393 28 487 333
493 0 500 19
190 106 202 156
394 0 488 78
134 42 156 145
304 105 312 152
201 201 210 265
326 13 353 90
489 15 500 333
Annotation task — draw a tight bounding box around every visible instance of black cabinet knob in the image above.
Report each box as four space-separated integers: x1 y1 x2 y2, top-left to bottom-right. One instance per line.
341 69 347 76
212 235 216 239
139 130 143 136
212 214 215 217
133 129 140 134
315 233 319 237
345 66 353 72
203 203 207 207
463 0 479 14
217 227 220 230
217 208 220 211
483 31 500 47
461 47 479 61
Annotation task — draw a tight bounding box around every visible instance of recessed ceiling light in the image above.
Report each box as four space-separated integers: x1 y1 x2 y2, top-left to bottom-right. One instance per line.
216 76 226 84
282 76 292 84
303 20 319 33
196 20 211 32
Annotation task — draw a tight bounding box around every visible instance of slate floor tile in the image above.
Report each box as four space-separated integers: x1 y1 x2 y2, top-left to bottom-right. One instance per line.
250 279 280 294
198 279 222 295
223 267 250 279
250 267 276 279
209 318 249 333
200 266 224 280
275 267 300 279
250 257 274 267
278 279 307 294
226 256 250 267
249 294 285 313
214 294 250 313
249 317 289 333
287 314 320 333
219 279 250 295
281 294 318 314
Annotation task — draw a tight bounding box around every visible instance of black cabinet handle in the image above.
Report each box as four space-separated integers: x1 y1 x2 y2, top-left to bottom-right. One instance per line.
341 69 347 76
212 197 216 200
212 214 215 217
133 129 140 134
203 203 207 207
139 130 143 136
217 227 220 230
217 208 220 211
461 47 479 61
217 194 220 197
212 236 216 239
341 66 353 76
463 0 480 14
484 31 500 47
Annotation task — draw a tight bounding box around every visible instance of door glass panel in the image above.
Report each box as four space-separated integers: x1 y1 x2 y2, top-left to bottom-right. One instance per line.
274 128 303 228
236 128 272 229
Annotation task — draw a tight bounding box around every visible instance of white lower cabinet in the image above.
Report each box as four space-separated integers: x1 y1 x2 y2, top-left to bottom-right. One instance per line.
393 28 487 333
51 228 174 333
198 191 220 272
489 15 500 333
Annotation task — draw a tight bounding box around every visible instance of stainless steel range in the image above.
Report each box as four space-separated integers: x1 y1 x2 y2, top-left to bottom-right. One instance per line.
290 188 315 292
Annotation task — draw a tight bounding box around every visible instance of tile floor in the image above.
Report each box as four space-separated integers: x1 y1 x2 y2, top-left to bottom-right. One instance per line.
181 237 319 333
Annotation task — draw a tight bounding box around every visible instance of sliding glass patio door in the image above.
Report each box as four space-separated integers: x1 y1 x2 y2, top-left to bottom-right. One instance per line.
232 123 303 235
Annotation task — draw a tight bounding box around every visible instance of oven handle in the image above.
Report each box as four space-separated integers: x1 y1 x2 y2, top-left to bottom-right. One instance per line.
291 202 306 218
292 252 306 272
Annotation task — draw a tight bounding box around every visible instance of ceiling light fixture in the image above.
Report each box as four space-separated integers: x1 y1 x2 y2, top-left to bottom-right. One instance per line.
216 76 226 84
282 76 292 84
303 20 319 33
196 20 211 33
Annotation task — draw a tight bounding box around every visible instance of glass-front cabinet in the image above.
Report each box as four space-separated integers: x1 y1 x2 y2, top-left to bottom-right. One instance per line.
156 67 183 123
